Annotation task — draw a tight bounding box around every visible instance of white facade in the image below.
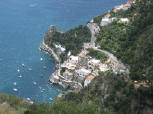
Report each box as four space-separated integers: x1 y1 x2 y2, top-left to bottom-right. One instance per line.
76 68 91 77
84 75 94 87
69 56 79 63
55 44 66 52
100 18 112 26
89 59 100 66
99 64 109 72
119 18 129 24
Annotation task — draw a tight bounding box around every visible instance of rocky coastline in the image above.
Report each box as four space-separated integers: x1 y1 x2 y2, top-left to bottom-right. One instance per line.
40 41 60 63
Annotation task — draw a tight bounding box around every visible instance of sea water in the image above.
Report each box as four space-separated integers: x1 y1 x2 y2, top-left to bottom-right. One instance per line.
0 0 127 103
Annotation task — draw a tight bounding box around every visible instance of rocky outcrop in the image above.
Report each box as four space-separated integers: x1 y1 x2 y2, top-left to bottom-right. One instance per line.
40 41 60 63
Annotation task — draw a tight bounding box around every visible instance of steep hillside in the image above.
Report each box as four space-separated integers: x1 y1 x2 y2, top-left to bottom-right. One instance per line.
1 0 153 114
97 0 153 81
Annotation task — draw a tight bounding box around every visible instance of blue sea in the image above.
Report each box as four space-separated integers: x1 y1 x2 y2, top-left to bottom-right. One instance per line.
0 0 127 103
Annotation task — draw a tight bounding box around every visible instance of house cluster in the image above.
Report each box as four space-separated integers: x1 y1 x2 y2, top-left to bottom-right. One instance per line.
100 1 136 27
100 13 130 27
100 13 117 26
113 1 135 12
50 48 111 89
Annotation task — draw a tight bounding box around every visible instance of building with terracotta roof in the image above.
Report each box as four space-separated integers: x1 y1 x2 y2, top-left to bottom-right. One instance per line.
84 75 95 87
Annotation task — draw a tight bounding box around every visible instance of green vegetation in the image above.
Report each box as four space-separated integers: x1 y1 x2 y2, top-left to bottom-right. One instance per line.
97 0 153 81
45 25 91 56
0 94 30 114
25 101 99 114
1 0 153 114
88 48 108 62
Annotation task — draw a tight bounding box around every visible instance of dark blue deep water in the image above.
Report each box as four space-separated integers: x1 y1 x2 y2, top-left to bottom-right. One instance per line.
0 0 127 103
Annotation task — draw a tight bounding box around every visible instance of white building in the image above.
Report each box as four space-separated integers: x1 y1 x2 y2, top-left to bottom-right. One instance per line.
55 44 66 52
119 18 129 24
69 56 79 64
99 64 109 72
84 75 95 87
100 17 112 26
63 70 73 80
113 2 131 12
88 59 100 66
76 68 91 77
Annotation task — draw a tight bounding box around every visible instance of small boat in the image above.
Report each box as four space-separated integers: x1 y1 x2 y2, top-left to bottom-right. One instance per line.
13 88 18 92
22 64 25 67
13 82 17 85
40 58 43 61
18 75 22 78
28 68 32 71
33 81 37 85
27 98 31 101
17 69 20 72
49 98 53 100
43 66 47 69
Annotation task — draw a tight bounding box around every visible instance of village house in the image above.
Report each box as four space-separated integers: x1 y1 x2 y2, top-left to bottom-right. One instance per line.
91 23 100 33
113 2 131 12
63 70 73 81
83 43 92 49
99 64 109 72
76 68 91 77
61 62 77 70
100 17 112 26
84 75 95 87
88 59 101 70
119 18 130 24
54 44 66 52
69 56 79 64
100 15 117 27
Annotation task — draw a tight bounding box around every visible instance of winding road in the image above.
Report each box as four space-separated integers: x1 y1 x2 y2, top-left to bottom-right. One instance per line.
86 23 129 74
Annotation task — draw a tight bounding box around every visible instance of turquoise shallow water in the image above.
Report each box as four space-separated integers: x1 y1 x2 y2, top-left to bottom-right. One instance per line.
0 0 127 103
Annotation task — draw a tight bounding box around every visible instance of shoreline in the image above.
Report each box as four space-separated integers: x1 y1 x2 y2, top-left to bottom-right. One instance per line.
40 41 60 63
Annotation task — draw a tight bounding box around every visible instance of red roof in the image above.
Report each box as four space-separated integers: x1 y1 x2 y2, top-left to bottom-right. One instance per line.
87 75 95 81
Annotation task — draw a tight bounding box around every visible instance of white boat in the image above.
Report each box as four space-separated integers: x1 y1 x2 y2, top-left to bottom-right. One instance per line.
13 82 17 85
27 98 31 101
13 88 18 92
17 69 20 72
43 66 47 69
49 98 53 100
33 81 37 85
18 75 22 78
28 68 32 71
22 64 25 67
40 58 43 61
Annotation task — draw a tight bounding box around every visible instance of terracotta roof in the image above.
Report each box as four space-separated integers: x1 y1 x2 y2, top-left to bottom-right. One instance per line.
87 75 95 81
92 23 99 27
78 52 83 57
124 3 131 7
105 13 111 17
